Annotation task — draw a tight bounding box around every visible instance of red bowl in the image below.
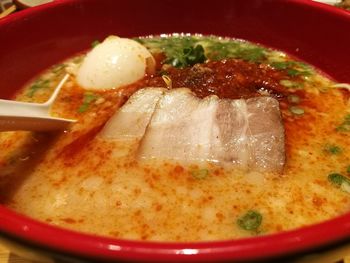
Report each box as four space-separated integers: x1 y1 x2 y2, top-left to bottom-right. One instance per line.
0 0 350 262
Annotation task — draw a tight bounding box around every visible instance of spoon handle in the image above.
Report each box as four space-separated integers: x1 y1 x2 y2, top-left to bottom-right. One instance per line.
0 74 75 131
0 116 74 131
0 99 49 117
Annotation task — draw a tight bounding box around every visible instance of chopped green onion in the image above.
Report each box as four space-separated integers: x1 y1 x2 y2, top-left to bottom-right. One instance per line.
78 92 98 113
191 169 209 179
280 80 300 88
271 61 311 77
51 64 65 74
233 47 266 63
237 210 262 231
184 45 207 65
336 114 350 132
204 40 240 60
27 79 50 98
294 61 311 70
287 94 300 104
328 173 346 187
287 69 311 77
271 61 290 70
336 126 350 132
289 106 304 115
328 173 350 193
299 71 312 76
165 44 207 68
323 144 342 155
287 69 300 77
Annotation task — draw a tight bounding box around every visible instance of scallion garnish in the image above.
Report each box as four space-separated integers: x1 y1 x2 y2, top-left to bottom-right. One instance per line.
280 80 299 88
27 79 50 98
287 94 300 104
271 61 290 70
336 114 350 132
289 106 304 115
328 173 350 193
287 69 300 77
271 61 311 77
323 144 342 155
165 44 207 68
51 64 65 74
233 47 266 63
237 210 262 231
78 92 98 113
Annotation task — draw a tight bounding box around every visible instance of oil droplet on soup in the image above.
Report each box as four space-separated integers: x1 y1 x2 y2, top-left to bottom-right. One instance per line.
0 35 349 242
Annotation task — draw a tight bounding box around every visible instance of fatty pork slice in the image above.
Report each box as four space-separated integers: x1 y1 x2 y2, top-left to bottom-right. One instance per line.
212 99 250 168
246 97 285 172
138 88 285 172
213 97 285 172
138 88 220 162
100 87 166 140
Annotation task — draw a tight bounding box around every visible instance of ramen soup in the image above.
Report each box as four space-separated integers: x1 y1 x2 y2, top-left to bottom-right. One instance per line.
0 35 349 241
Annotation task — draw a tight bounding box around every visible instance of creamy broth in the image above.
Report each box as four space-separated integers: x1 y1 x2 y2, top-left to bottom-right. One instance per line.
0 35 349 241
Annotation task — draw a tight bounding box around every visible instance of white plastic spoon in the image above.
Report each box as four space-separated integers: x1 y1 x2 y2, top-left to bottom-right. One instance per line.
0 74 76 131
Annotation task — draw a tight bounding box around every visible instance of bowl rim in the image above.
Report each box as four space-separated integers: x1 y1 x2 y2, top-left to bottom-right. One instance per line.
1 0 350 27
1 0 350 262
2 205 350 262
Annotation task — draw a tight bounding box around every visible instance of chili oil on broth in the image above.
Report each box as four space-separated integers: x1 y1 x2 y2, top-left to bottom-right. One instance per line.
0 35 349 242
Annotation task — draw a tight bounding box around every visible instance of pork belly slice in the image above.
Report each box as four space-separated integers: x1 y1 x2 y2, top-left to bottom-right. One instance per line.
245 97 285 172
100 87 285 172
212 97 285 171
212 99 250 167
138 88 285 172
138 88 220 162
99 87 166 140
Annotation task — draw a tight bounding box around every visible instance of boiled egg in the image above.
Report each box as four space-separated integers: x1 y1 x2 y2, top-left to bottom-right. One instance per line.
77 36 155 90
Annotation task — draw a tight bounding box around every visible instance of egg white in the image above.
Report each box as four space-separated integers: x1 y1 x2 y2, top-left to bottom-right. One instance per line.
77 36 155 90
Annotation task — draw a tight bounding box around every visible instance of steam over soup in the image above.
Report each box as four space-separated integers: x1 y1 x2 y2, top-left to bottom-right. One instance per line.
0 35 349 241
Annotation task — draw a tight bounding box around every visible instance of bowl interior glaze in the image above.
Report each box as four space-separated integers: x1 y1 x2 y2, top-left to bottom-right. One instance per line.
0 0 350 262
